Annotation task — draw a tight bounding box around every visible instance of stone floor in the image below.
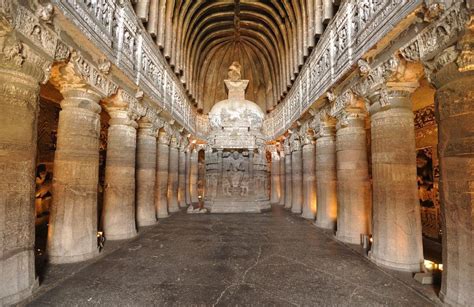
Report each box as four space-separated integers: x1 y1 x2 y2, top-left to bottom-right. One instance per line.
28 205 440 306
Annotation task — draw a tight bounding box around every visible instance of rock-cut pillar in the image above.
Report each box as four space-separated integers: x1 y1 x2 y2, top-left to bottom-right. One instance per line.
291 143 303 214
270 150 281 204
368 83 423 272
279 151 286 206
189 147 199 203
156 130 170 218
102 107 138 240
284 146 292 210
48 87 102 262
167 136 180 213
178 145 187 208
315 119 338 230
302 140 316 220
0 47 45 304
429 42 474 305
335 109 371 244
136 120 157 227
185 148 191 205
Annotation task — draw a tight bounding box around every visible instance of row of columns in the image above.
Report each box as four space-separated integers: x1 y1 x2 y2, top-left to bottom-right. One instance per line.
0 50 200 304
271 84 423 272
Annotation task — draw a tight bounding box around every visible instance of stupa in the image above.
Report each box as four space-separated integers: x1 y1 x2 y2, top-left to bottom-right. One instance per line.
205 62 270 213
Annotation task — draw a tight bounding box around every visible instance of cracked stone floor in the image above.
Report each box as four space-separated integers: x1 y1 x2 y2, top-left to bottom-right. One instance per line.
28 205 439 306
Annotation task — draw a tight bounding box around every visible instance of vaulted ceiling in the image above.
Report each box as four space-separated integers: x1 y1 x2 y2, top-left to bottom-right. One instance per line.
133 0 338 113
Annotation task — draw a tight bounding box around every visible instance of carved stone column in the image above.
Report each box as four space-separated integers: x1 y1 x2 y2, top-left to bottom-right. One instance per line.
278 149 286 206
291 135 303 214
315 116 338 230
335 108 371 244
426 34 474 304
190 147 199 203
136 117 157 227
102 93 141 241
167 135 180 213
284 141 292 209
302 132 316 220
178 141 187 208
368 81 423 272
48 86 102 262
156 129 171 218
270 146 281 204
185 147 191 205
0 37 47 304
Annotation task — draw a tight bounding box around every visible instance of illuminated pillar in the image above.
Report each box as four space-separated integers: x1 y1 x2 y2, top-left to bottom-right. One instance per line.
279 150 286 206
368 82 423 272
284 141 292 210
291 137 303 214
190 147 199 203
178 142 187 208
270 147 281 204
136 118 157 227
315 117 337 230
302 134 316 220
167 135 180 213
102 98 139 241
156 129 170 218
335 108 371 244
48 62 104 264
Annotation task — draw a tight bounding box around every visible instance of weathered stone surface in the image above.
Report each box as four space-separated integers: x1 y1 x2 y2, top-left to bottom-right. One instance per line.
278 152 286 206
270 150 280 204
335 110 371 244
178 147 186 208
167 137 180 213
136 121 157 227
284 149 292 210
368 87 423 272
315 123 337 230
189 148 199 203
102 108 138 241
430 58 474 306
291 149 303 214
185 149 191 205
302 143 316 220
156 131 170 218
0 46 44 304
48 88 102 262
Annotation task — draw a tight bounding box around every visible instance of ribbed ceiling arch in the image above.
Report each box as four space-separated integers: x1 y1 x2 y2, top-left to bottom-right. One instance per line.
133 0 339 113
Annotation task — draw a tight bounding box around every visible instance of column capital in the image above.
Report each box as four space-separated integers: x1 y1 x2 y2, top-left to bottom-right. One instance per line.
318 112 337 137
104 89 147 128
289 131 302 152
336 107 367 130
157 129 172 145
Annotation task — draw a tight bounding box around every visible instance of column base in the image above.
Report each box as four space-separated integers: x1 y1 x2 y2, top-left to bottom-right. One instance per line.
368 252 423 272
137 219 158 227
157 212 169 219
168 206 180 213
291 208 302 214
49 249 99 264
301 212 315 220
0 277 38 306
336 233 361 245
314 220 336 230
105 230 138 241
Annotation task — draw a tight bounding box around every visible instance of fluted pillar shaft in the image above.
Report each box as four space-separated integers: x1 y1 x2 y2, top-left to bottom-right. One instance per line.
156 130 170 218
190 148 199 203
302 141 316 219
368 83 423 272
0 57 44 304
284 146 292 209
185 149 191 205
335 110 371 244
168 136 180 213
315 122 337 230
429 43 474 305
291 145 303 214
279 151 286 206
102 109 138 240
48 88 102 262
178 146 186 208
270 150 281 204
136 121 157 227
